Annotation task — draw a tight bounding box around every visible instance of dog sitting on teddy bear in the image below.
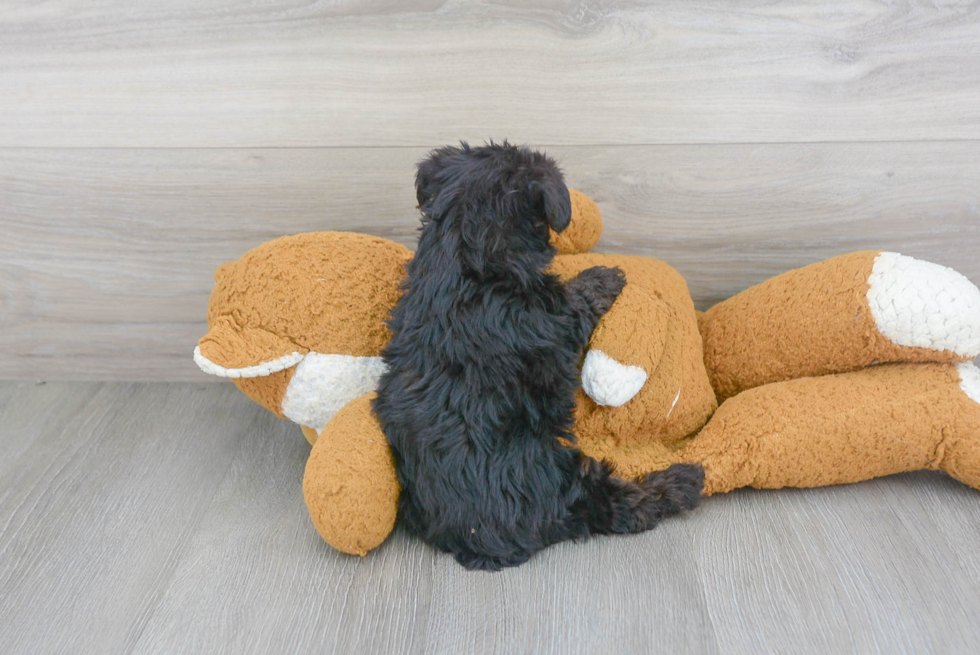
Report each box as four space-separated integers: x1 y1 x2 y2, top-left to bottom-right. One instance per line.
195 143 980 565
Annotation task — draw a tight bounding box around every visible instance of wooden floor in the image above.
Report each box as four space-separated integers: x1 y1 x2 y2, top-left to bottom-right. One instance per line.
1 381 979 654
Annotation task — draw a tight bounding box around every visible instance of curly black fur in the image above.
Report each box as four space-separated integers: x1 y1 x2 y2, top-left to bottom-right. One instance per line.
373 142 704 570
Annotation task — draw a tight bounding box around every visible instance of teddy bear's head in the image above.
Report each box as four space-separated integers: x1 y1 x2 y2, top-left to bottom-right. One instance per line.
194 190 606 434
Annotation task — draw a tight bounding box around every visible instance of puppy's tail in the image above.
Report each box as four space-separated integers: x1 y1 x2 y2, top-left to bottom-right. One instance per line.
575 457 704 536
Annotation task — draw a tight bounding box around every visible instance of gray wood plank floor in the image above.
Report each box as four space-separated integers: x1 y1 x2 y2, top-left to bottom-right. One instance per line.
1 381 979 654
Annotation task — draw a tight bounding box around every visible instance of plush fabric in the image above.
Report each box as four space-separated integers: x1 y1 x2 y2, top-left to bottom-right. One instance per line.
281 354 387 433
699 250 976 402
580 350 648 407
303 393 398 557
196 190 980 556
589 362 980 495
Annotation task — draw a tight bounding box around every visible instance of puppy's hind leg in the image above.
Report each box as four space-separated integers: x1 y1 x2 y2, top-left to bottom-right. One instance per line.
575 456 704 535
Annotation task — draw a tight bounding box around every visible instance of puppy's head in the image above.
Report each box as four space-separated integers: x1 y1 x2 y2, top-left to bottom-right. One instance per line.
415 141 571 276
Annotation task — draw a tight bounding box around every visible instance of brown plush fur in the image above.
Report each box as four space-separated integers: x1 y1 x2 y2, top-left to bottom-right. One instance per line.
199 191 980 556
700 251 969 401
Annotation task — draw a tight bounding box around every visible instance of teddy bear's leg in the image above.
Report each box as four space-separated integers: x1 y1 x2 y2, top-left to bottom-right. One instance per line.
944 362 980 488
303 393 400 556
608 362 980 495
700 251 980 401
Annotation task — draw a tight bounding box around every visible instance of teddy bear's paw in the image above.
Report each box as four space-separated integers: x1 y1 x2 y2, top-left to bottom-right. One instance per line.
958 362 980 405
867 252 980 358
581 349 648 407
281 353 388 433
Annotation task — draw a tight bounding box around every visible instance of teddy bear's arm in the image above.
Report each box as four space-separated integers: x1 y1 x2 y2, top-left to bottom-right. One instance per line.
700 251 980 401
303 393 400 557
550 253 718 448
595 362 980 495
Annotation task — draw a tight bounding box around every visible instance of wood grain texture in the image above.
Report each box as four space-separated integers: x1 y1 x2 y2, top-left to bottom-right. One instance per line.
0 382 254 653
3 1 980 147
2 143 978 381
1 382 979 654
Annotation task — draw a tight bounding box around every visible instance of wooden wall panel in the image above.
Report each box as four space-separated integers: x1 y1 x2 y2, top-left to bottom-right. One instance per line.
2 143 977 380
2 0 978 380
2 1 980 147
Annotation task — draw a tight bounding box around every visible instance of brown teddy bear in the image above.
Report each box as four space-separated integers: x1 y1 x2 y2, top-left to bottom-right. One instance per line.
195 190 980 556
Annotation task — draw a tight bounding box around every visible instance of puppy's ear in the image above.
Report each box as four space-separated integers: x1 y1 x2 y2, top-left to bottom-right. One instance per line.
415 143 468 210
415 156 441 209
529 177 572 233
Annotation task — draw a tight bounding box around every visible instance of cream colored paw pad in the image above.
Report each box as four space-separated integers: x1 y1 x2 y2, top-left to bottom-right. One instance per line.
867 252 980 357
958 362 980 405
581 349 648 407
281 353 388 433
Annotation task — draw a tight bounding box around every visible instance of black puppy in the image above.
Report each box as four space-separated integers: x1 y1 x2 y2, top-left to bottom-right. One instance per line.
373 142 703 570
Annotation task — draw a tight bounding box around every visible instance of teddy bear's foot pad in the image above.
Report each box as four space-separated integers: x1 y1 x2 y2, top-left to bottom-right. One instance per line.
868 252 980 358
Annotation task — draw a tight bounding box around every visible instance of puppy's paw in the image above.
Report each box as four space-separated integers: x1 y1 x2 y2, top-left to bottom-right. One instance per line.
570 266 627 316
641 464 704 515
452 548 530 571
